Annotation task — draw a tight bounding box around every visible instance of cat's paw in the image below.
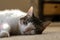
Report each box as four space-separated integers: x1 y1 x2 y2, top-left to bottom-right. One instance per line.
0 31 10 38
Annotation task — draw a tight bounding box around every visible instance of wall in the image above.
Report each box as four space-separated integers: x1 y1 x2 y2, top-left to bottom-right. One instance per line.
0 0 31 12
0 0 39 18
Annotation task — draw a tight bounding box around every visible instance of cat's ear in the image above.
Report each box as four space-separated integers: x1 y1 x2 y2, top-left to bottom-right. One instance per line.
27 6 33 17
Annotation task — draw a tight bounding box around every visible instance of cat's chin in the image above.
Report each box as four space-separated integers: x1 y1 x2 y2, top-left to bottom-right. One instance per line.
20 30 35 35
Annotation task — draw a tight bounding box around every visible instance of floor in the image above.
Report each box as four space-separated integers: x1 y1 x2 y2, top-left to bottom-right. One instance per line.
0 22 60 40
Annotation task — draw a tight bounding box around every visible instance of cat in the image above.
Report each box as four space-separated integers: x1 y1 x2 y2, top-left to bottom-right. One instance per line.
0 6 51 38
19 6 51 35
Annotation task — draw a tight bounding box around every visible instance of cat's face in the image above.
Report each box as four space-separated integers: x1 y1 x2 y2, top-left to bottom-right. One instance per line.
19 6 51 35
19 6 36 35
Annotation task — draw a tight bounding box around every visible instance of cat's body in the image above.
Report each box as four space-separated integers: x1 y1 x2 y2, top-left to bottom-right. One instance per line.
0 9 27 37
0 6 51 38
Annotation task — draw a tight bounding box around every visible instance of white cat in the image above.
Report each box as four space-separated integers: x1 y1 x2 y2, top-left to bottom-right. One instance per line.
0 6 50 38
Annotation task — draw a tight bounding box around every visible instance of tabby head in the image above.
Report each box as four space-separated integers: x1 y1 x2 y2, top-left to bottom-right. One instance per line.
19 6 51 35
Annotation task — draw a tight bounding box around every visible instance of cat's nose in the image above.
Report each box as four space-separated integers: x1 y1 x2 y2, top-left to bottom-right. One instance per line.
25 28 32 32
24 27 35 33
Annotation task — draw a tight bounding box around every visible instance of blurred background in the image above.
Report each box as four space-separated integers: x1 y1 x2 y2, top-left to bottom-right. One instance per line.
0 0 60 22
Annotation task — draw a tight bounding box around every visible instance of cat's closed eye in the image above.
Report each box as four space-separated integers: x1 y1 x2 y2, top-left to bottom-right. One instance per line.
20 18 27 25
